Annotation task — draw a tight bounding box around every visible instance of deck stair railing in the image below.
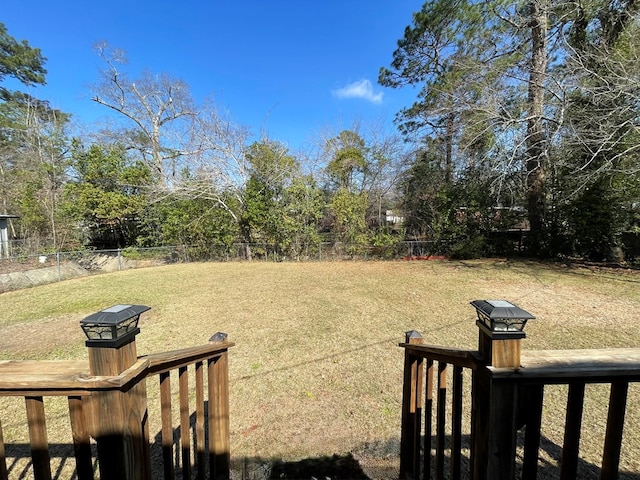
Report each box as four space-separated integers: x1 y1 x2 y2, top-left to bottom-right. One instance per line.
399 330 481 480
400 300 640 480
0 308 233 480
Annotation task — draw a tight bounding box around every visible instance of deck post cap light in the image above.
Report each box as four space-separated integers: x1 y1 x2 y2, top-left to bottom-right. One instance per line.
471 299 535 339
80 304 150 348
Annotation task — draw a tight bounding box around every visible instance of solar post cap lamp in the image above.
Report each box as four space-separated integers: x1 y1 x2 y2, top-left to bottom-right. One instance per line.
471 300 535 339
80 304 150 347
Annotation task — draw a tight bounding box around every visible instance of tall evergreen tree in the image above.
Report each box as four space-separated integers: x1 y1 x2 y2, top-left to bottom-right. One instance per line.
381 0 640 258
0 22 46 98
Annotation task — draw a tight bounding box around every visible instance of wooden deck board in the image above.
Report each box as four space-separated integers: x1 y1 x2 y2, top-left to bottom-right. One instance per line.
490 348 640 382
0 358 149 394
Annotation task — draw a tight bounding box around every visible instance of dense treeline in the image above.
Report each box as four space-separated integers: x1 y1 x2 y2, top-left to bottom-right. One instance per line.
380 0 640 260
1 0 640 262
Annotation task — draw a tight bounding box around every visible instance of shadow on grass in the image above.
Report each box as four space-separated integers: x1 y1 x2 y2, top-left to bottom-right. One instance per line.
4 430 640 479
3 442 97 480
267 453 370 479
413 432 640 480
484 257 640 284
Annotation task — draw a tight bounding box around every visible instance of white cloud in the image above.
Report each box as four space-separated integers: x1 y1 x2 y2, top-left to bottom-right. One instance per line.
332 79 383 104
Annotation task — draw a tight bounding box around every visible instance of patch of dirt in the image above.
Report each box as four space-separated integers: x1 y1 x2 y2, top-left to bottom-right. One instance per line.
0 254 171 294
557 259 640 276
0 315 83 357
0 258 44 275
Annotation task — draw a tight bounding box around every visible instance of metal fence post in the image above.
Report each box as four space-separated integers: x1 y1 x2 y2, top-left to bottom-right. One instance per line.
56 252 61 282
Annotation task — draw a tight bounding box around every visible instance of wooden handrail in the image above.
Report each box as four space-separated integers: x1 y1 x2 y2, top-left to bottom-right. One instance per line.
0 341 236 395
399 342 482 369
0 336 234 480
491 348 640 381
142 340 235 375
400 332 479 480
0 358 150 396
400 331 640 480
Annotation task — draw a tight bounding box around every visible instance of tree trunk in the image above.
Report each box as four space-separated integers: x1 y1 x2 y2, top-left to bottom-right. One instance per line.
240 225 253 261
526 0 548 254
445 114 454 184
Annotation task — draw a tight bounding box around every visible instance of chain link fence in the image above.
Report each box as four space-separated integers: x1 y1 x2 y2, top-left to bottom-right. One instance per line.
0 239 449 275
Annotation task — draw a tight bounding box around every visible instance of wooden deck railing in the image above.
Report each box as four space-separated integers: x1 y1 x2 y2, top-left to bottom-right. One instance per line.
144 336 232 480
399 331 481 480
399 330 640 480
0 333 234 480
488 348 640 480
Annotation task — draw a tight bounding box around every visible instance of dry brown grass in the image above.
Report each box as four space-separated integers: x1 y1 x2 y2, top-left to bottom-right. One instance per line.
1 259 640 478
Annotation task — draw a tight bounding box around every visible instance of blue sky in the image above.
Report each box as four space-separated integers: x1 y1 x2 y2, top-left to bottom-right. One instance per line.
4 1 423 150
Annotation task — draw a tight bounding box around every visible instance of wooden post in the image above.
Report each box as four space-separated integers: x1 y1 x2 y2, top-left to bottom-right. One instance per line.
477 329 522 369
87 332 150 480
472 327 523 480
208 332 231 480
399 330 425 480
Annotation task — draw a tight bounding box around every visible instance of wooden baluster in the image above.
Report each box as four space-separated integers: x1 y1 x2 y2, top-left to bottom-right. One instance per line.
601 381 629 480
400 331 425 480
0 417 8 480
142 409 151 480
25 396 52 480
195 361 206 480
521 385 544 480
68 396 94 480
450 366 463 480
435 362 447 480
179 366 192 480
423 359 434 480
160 371 175 479
560 382 585 480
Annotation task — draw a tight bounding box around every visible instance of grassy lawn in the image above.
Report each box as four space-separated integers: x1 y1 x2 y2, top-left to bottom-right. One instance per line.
1 259 640 478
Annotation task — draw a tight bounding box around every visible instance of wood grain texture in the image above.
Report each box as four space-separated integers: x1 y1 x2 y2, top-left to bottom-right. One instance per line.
144 341 235 375
399 343 479 369
195 361 206 480
179 366 192 480
0 336 234 480
67 395 94 480
0 358 149 395
399 332 425 480
160 371 175 479
208 352 231 480
88 339 149 480
491 339 521 369
491 348 640 382
25 396 52 480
